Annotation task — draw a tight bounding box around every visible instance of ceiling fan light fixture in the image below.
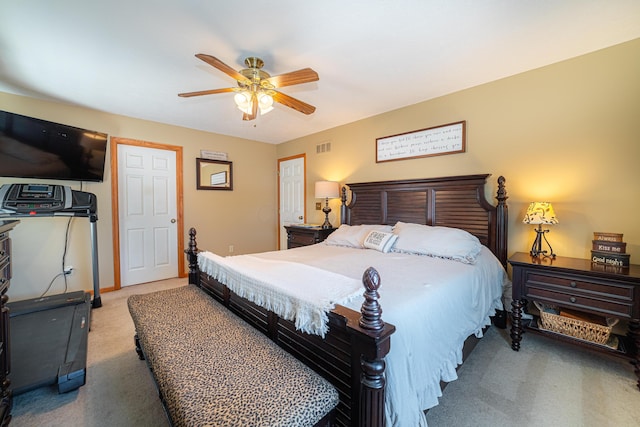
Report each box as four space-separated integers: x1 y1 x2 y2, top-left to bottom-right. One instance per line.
257 92 274 114
234 91 252 113
234 90 274 115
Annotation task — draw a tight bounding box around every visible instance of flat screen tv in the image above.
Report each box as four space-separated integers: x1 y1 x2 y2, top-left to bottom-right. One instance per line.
0 110 108 182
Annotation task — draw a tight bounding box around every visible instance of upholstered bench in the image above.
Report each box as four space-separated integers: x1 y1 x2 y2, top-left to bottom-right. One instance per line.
128 285 339 427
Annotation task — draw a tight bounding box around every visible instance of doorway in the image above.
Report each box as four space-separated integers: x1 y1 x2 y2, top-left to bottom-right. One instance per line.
110 137 185 289
277 154 305 249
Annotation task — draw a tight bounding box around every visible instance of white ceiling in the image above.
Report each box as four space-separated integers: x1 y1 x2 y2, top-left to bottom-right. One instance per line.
1 1 639 144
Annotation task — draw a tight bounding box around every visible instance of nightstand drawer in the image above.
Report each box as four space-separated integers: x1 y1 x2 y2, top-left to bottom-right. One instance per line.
525 285 633 318
525 272 634 300
524 271 634 318
288 233 317 246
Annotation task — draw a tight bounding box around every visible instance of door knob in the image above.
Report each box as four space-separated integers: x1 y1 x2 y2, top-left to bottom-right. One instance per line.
171 218 176 223
298 216 303 220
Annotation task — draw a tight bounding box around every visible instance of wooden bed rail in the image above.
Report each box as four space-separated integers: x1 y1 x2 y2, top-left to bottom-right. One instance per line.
184 227 396 427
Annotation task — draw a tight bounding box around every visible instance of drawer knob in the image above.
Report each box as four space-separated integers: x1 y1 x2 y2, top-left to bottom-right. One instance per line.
570 281 577 288
570 296 576 303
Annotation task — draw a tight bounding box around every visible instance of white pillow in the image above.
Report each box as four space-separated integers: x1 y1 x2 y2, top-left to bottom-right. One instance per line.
392 221 482 264
363 230 398 253
324 224 393 248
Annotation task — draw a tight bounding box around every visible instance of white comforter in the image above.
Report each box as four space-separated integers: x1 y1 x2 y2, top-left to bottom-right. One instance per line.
201 244 507 427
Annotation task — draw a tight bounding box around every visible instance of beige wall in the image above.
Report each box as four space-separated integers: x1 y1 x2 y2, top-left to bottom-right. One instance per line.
2 38 638 300
0 93 278 301
277 38 640 263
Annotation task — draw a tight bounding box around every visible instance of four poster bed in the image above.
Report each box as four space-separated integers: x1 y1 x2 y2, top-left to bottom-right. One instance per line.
185 174 509 427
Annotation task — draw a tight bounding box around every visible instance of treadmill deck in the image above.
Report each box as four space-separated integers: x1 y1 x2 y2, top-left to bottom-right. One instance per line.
8 291 90 394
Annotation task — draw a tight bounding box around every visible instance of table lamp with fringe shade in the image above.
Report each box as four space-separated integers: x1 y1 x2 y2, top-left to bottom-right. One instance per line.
523 202 558 258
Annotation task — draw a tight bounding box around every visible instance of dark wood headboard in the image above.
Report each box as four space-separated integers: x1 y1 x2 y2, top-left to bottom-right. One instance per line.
340 174 508 267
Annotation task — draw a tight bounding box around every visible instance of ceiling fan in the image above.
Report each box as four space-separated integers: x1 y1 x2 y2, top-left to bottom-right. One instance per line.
178 54 319 121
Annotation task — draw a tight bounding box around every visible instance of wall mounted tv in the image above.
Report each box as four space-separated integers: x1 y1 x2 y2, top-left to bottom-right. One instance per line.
0 110 108 182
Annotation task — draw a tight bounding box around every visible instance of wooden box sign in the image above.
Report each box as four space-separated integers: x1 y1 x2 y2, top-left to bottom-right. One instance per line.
593 232 623 242
376 121 466 163
592 240 627 254
591 250 630 268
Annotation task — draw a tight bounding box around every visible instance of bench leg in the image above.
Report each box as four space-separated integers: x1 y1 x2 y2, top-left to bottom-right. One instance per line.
134 334 145 360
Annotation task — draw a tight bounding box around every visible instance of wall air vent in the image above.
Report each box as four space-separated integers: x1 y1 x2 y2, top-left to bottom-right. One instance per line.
316 141 331 154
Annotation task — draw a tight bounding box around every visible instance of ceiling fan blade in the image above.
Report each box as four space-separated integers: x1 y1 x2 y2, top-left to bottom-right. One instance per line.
272 91 316 115
265 68 319 88
195 53 248 83
178 87 235 97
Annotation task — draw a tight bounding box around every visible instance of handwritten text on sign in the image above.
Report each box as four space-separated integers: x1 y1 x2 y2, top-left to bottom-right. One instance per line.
376 121 466 162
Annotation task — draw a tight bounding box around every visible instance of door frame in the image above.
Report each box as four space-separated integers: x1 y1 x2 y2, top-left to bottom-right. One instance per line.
277 154 306 250
110 137 185 290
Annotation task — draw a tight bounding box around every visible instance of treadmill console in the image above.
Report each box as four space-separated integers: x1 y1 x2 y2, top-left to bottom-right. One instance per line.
0 184 72 213
0 184 96 218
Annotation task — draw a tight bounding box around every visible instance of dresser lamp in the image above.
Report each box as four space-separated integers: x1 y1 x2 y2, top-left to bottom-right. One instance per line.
315 181 340 229
523 202 558 258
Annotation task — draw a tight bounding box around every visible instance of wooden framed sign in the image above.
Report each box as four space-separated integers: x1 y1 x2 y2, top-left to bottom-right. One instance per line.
376 121 466 163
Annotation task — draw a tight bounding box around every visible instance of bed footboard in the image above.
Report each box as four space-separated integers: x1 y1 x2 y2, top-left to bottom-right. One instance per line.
185 228 395 427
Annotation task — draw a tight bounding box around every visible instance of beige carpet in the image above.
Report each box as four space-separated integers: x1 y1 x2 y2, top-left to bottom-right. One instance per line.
10 278 640 427
425 327 640 427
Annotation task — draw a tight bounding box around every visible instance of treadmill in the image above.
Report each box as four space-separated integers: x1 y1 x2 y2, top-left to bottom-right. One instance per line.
0 183 100 394
8 291 90 394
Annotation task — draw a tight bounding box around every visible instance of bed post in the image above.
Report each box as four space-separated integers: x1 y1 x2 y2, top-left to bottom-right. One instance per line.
185 227 200 287
356 267 394 427
340 185 348 225
495 176 509 269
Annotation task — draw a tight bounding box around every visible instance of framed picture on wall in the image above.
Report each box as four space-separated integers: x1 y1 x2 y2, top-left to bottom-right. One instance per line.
376 121 466 162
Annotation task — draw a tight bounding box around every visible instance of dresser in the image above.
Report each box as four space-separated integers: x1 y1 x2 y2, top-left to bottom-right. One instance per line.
509 252 640 390
0 220 18 425
284 225 337 249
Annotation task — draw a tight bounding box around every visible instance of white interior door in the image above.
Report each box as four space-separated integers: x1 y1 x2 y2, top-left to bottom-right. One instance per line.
278 156 305 249
118 144 178 286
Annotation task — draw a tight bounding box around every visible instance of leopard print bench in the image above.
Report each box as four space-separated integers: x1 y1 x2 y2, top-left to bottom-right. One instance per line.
128 285 339 427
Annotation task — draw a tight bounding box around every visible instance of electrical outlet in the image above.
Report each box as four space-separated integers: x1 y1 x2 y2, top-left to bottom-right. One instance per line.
64 266 73 275
316 202 322 210
228 245 234 253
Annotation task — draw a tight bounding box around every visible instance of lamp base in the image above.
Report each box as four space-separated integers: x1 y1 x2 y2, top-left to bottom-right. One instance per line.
530 225 556 258
321 205 333 229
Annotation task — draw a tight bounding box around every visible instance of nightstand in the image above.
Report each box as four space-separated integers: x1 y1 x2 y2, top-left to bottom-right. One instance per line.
509 252 640 390
284 225 337 249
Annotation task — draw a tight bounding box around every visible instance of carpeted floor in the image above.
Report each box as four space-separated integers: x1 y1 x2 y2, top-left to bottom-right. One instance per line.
9 277 640 426
425 327 640 426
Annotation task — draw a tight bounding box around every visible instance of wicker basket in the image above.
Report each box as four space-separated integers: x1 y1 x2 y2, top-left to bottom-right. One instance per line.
533 301 618 345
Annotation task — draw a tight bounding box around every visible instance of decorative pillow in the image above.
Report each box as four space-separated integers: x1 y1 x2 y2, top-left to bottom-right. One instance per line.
363 230 398 253
324 224 393 248
391 221 482 264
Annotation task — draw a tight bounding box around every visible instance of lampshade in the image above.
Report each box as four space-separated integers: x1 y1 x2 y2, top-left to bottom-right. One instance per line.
523 202 559 225
257 92 274 113
315 181 340 199
234 91 274 115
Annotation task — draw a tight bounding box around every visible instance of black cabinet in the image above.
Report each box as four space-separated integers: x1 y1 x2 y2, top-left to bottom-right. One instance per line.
0 220 18 425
